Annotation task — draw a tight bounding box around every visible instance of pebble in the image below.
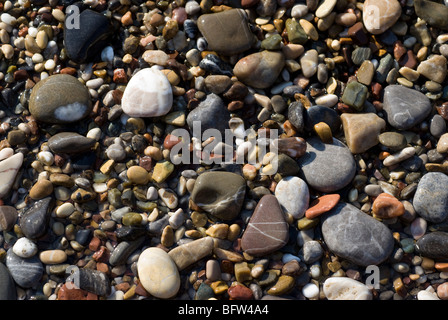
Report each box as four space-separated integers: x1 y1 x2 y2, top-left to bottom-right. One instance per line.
39 250 67 264
416 232 448 259
29 179 54 200
382 85 432 130
186 93 229 136
64 9 112 63
300 50 318 78
0 205 17 232
321 203 394 266
0 263 16 300
47 132 96 154
298 137 356 193
371 193 405 219
323 277 372 300
197 9 254 56
233 50 285 89
6 249 43 288
378 132 408 151
413 172 448 223
168 237 214 271
19 197 53 240
274 176 309 219
12 237 38 258
241 194 289 257
305 194 340 219
0 153 23 199
417 55 447 83
121 66 173 118
362 0 401 35
341 113 386 154
137 247 180 299
190 171 246 221
302 283 319 299
29 74 92 124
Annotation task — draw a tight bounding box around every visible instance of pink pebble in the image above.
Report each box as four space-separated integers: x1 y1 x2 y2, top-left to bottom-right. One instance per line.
172 7 187 25
410 217 427 240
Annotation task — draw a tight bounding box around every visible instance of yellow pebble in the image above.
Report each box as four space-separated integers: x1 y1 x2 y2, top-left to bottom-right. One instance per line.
313 122 333 144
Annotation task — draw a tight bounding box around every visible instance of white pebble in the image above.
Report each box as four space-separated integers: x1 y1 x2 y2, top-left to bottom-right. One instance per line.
92 182 108 193
44 59 56 70
291 4 308 18
86 78 104 89
87 127 102 141
146 186 158 200
28 27 38 37
1 13 16 25
12 237 38 258
37 151 54 166
323 277 372 300
302 283 319 299
417 290 440 300
0 147 14 161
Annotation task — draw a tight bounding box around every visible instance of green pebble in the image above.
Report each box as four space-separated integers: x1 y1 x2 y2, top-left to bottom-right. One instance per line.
261 34 283 50
297 216 319 230
195 282 215 300
285 18 308 45
400 238 415 253
122 212 143 226
136 201 157 212
341 81 368 111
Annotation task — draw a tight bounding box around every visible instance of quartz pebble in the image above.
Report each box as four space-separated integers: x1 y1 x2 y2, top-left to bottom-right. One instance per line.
121 67 173 117
323 277 373 300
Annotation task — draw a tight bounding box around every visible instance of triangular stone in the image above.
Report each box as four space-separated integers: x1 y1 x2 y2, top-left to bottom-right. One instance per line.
241 194 289 256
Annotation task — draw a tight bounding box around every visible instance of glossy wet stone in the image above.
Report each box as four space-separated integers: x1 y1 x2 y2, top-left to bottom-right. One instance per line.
321 202 394 266
416 232 448 259
47 132 96 154
64 8 112 63
19 197 53 240
275 176 309 219
6 249 44 288
190 171 246 220
241 195 289 256
363 0 401 35
0 153 23 199
197 9 255 55
29 74 92 124
233 50 285 89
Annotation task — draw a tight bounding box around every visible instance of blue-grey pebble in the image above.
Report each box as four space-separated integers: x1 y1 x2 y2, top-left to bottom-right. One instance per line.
413 172 448 223
0 262 16 300
321 202 394 266
6 249 43 288
19 197 53 240
298 137 356 193
416 231 448 259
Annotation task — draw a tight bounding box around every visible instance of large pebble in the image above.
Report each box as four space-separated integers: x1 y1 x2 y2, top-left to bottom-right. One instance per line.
64 8 112 62
121 66 173 117
274 176 309 219
186 93 229 136
29 74 92 124
137 247 180 299
323 277 372 300
19 197 53 240
233 50 285 89
0 153 23 199
298 137 356 193
382 85 432 130
6 249 43 288
341 113 386 154
362 0 401 35
241 195 289 256
47 132 96 154
416 232 448 259
190 171 246 220
197 9 254 56
413 172 448 223
321 202 394 266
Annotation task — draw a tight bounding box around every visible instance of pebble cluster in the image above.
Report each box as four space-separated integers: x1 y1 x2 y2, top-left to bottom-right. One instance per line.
1 0 448 301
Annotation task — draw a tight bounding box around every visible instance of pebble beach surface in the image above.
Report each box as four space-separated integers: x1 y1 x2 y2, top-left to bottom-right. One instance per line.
1 0 448 302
